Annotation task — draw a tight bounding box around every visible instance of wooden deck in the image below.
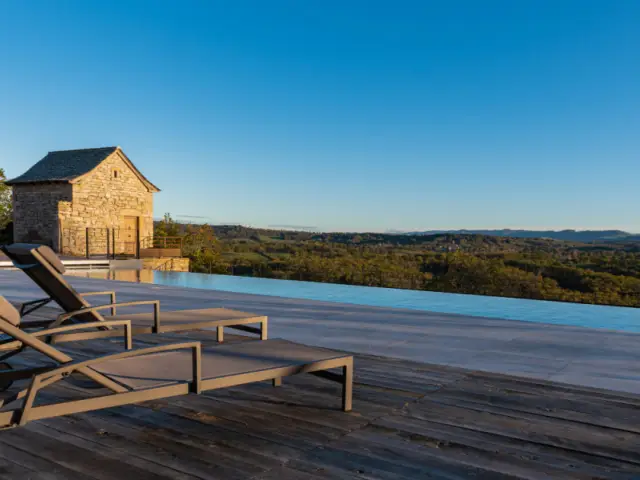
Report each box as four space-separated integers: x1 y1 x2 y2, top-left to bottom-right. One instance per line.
2 306 640 479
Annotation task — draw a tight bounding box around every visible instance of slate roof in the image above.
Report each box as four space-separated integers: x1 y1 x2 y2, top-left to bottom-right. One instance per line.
6 147 159 191
7 147 118 184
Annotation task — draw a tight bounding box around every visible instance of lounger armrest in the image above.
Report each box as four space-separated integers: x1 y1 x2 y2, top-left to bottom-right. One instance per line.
80 291 116 298
80 291 117 315
32 320 133 350
19 341 202 425
0 320 134 352
52 300 161 331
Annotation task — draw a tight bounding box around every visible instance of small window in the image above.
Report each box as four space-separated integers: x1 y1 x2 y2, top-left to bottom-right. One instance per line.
113 169 118 179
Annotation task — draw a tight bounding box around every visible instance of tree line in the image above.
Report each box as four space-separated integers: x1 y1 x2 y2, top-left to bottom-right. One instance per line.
155 215 640 308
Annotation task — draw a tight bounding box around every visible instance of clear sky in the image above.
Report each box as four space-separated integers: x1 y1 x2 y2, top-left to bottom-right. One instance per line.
1 1 638 232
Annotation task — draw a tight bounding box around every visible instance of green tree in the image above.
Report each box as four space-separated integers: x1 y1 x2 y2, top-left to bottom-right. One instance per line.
0 168 12 231
154 213 180 241
165 213 180 237
155 218 168 238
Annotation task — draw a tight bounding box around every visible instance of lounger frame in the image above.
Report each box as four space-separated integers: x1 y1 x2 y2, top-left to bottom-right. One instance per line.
0 341 202 429
2 244 268 340
19 291 117 318
201 356 354 412
54 302 268 340
0 319 353 429
0 311 353 426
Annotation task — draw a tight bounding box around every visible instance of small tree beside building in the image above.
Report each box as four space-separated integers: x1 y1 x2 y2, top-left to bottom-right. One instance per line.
0 168 12 243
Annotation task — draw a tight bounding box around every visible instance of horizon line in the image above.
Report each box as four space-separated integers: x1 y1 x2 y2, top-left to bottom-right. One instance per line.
151 219 639 235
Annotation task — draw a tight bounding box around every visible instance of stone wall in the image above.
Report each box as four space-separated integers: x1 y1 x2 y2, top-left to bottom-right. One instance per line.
141 257 190 272
11 183 72 250
59 151 154 256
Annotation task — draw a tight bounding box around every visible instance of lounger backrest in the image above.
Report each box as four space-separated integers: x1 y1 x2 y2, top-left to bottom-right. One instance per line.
0 300 72 364
1 244 106 324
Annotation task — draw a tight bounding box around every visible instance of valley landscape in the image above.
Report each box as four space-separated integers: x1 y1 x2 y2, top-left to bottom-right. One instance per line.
157 217 640 308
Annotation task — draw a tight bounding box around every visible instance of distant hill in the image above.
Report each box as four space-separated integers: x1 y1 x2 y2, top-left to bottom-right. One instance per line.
403 229 634 243
156 216 637 245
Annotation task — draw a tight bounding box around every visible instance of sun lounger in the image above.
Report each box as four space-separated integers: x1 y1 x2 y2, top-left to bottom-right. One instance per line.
0 295 134 386
0 302 354 429
1 243 267 340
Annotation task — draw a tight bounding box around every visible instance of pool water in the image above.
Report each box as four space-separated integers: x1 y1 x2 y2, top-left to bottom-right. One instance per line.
71 269 640 332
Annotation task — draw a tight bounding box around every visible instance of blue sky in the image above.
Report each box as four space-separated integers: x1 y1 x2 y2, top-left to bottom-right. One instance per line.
1 1 638 232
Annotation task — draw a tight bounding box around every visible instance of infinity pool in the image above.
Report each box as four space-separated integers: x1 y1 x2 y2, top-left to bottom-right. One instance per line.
70 269 640 332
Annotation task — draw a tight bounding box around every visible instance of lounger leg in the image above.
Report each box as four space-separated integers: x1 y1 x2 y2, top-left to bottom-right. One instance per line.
272 378 282 387
110 292 117 316
342 361 353 412
261 320 268 340
217 327 224 343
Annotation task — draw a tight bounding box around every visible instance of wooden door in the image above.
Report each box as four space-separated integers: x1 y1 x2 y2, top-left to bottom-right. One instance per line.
122 216 139 256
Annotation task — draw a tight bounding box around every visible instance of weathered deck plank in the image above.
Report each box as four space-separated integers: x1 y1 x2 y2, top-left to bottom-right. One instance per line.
0 304 639 479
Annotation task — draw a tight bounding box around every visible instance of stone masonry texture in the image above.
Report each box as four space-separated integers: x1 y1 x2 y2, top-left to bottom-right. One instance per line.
11 150 155 256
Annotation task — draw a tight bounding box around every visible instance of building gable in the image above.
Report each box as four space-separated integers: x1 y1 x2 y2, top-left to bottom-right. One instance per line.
75 149 157 193
72 148 159 193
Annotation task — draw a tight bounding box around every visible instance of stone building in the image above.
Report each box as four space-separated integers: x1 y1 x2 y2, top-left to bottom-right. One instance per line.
7 147 159 256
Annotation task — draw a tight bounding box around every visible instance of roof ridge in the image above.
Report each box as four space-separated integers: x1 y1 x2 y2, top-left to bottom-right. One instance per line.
47 146 118 154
